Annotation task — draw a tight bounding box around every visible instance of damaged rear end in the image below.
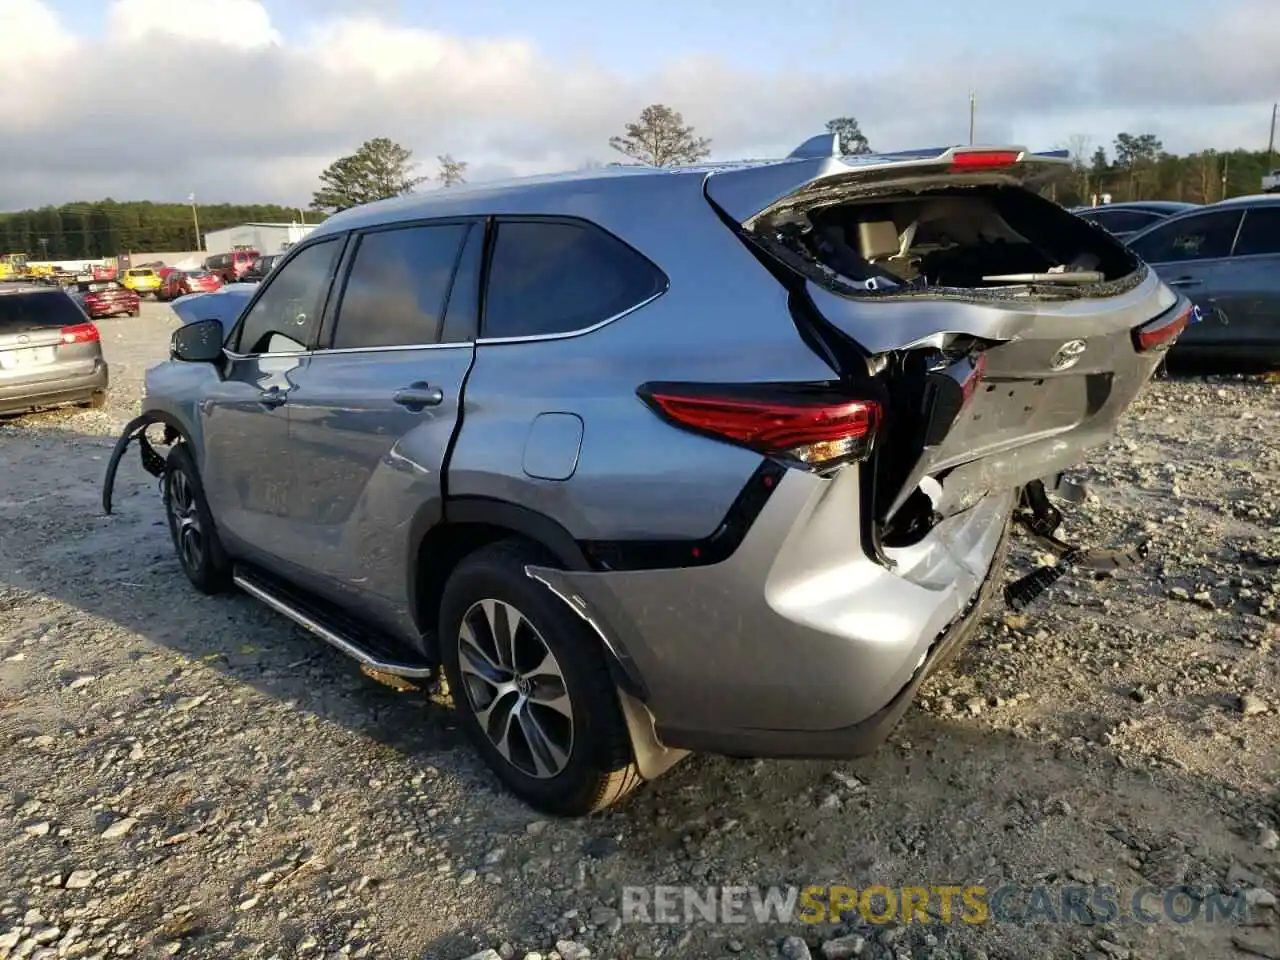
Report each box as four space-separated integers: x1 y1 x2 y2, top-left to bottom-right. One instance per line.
704 140 1188 555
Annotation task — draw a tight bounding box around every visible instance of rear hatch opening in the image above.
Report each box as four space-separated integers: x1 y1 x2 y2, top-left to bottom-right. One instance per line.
703 144 1178 554
746 172 1143 304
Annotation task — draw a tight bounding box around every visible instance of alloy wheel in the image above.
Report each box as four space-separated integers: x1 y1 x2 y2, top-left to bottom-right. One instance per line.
167 469 204 573
456 599 575 779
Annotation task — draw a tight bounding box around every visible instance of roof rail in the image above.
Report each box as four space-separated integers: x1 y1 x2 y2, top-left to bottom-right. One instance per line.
787 133 839 159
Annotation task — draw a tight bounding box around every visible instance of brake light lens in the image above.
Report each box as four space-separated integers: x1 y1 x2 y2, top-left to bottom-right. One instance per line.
638 383 881 470
949 149 1022 172
1133 305 1192 352
61 322 100 344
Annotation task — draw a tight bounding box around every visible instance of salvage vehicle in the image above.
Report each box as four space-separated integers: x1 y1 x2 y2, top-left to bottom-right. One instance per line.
122 267 162 297
158 269 222 301
1072 201 1200 242
69 279 140 319
103 139 1189 815
1 284 108 414
239 254 282 283
1125 194 1280 366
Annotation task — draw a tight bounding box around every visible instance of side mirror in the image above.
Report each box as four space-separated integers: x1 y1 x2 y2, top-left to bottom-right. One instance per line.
170 318 225 363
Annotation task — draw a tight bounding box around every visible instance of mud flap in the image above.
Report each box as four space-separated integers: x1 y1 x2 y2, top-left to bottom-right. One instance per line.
101 414 175 515
1003 479 1150 612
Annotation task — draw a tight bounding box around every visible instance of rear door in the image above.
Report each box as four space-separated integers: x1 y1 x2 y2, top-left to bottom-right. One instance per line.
277 218 483 632
1127 208 1245 351
1207 204 1280 354
199 237 345 560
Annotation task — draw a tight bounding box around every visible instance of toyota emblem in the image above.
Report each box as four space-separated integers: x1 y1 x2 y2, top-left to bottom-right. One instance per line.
1050 339 1087 371
17 334 29 344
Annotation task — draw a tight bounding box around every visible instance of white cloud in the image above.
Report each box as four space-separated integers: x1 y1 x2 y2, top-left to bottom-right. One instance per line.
107 0 281 47
2 0 1278 209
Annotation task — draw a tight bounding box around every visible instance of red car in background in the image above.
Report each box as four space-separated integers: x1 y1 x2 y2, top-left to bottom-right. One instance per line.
204 249 260 284
158 269 222 301
70 280 140 318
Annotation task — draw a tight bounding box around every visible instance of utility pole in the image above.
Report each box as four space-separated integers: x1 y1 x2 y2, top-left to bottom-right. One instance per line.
189 193 202 251
968 90 976 145
1221 153 1230 201
1268 102 1277 173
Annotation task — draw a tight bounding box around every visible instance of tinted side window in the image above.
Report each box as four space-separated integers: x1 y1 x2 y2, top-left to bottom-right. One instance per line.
1231 206 1280 256
483 220 666 339
235 239 341 354
331 223 469 349
1129 210 1242 264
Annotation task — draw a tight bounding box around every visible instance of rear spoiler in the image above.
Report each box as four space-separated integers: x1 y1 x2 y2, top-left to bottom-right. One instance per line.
707 137 1073 225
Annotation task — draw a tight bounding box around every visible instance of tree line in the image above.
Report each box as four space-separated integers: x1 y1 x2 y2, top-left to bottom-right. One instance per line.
4 107 1274 257
0 200 322 261
1052 132 1274 207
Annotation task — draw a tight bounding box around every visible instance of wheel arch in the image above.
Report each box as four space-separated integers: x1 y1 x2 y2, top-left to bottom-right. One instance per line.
409 496 647 700
101 408 197 515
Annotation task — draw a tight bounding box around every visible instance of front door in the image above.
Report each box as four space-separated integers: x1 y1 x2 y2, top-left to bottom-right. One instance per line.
1129 207 1244 352
201 236 346 560
280 219 484 636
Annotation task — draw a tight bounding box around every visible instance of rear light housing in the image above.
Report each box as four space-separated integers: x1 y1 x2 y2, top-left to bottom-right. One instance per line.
637 382 881 471
61 322 100 344
1133 304 1192 352
948 149 1022 173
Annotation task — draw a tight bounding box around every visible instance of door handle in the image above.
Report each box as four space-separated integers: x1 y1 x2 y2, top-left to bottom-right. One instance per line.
393 382 445 410
258 386 288 408
1168 277 1202 288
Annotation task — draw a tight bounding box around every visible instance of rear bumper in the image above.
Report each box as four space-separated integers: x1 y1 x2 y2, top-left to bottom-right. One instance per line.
531 467 1014 759
0 360 109 414
86 302 137 317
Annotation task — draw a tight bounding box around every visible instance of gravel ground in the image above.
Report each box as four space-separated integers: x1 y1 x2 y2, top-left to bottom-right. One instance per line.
1 302 1278 960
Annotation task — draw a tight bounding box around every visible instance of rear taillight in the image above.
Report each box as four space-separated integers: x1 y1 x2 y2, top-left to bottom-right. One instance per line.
949 149 1021 172
61 323 100 344
638 382 880 470
1133 305 1192 352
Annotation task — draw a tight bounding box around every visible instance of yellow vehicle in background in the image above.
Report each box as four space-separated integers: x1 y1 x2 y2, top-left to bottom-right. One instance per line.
0 253 29 282
122 267 161 296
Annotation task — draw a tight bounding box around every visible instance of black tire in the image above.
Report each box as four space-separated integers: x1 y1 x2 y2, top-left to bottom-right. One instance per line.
439 538 641 816
83 391 107 410
162 445 231 594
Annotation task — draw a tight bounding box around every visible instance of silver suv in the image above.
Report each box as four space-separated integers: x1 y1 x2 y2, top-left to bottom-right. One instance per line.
1 284 109 415
104 138 1189 815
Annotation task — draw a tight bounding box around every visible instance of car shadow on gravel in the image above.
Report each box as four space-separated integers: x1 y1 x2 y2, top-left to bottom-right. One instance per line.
0 420 472 758
3 419 1279 959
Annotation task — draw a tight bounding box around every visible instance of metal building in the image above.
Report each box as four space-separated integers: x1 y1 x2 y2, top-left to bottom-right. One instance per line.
202 222 316 256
